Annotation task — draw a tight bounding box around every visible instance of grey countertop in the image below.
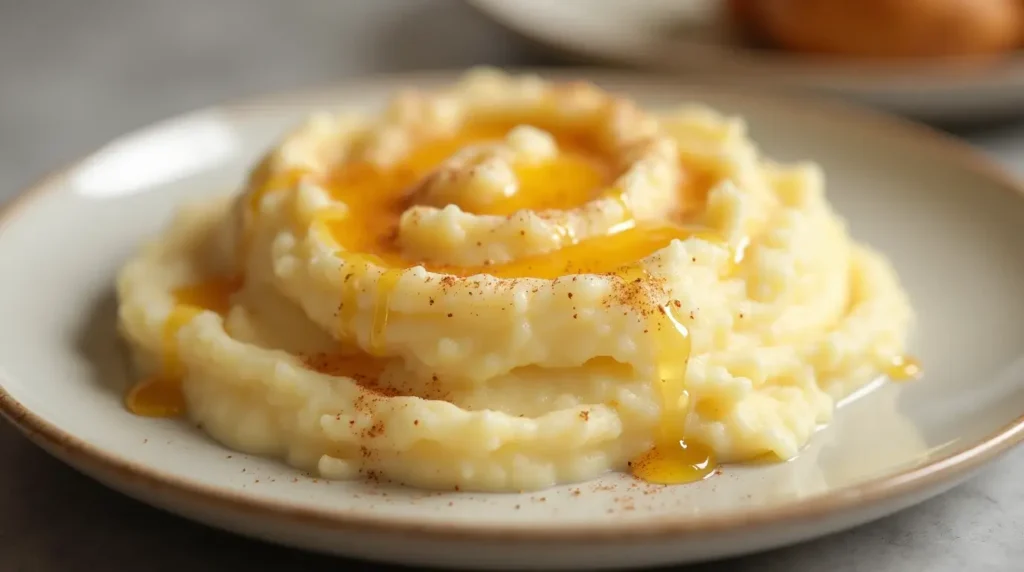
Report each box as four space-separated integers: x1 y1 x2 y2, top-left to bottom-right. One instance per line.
0 1 1021 570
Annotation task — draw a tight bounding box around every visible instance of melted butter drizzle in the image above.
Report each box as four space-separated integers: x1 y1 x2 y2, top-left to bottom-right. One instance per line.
474 150 611 216
319 117 616 260
370 270 403 355
314 121 724 485
125 276 242 417
320 117 620 350
886 355 922 381
615 266 716 485
137 119 724 484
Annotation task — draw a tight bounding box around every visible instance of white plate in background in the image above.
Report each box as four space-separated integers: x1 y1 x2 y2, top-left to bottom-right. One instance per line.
470 0 1024 122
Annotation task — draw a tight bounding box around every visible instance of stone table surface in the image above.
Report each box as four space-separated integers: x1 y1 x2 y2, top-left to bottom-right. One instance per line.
0 1 1021 571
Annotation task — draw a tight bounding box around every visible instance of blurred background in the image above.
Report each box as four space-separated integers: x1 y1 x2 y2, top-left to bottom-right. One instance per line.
1 1 1021 571
5 0 1024 198
0 0 541 195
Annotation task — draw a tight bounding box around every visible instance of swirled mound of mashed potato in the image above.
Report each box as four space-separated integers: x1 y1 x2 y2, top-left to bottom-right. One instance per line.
116 69 914 492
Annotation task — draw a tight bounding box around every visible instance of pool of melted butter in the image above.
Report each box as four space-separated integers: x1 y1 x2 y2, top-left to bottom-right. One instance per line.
125 118 919 487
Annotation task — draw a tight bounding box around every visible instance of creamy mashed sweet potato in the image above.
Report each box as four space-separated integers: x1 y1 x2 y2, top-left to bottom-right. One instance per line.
116 69 916 492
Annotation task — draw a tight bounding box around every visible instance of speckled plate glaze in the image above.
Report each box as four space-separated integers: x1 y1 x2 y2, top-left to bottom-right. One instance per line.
469 0 1024 122
0 70 1021 571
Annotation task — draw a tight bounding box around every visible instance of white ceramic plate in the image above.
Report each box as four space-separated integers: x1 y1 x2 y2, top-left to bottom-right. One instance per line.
469 0 1024 122
0 70 1021 570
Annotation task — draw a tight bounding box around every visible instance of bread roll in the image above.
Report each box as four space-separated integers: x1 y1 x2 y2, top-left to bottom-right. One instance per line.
726 0 765 40
739 0 1023 58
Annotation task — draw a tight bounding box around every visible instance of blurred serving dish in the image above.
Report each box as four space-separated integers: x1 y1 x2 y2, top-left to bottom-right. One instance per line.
469 0 1024 122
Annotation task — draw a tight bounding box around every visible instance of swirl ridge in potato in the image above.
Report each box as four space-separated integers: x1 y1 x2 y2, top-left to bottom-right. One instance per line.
116 70 915 491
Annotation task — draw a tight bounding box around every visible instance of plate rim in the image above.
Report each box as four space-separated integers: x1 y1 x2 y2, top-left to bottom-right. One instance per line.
465 0 1024 93
1 68 1022 542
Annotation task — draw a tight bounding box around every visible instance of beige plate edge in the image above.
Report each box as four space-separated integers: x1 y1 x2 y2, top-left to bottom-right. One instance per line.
0 68 1022 542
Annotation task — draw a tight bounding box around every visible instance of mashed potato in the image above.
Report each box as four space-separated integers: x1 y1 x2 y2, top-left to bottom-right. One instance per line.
116 69 915 492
